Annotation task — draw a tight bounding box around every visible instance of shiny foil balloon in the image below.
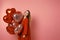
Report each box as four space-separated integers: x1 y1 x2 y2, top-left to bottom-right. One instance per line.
13 13 23 22
14 24 23 34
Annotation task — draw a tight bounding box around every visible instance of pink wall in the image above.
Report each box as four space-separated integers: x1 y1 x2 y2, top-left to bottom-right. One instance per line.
0 0 60 40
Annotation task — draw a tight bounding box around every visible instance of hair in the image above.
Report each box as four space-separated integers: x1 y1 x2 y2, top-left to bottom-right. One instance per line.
26 10 31 27
26 10 30 19
26 10 31 35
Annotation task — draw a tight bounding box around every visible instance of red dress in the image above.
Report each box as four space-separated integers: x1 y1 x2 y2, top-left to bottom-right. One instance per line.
18 17 31 40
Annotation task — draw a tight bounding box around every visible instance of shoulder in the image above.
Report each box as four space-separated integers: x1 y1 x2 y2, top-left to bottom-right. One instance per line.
22 17 28 24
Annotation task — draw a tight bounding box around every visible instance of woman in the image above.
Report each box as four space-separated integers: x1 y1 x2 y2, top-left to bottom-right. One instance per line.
18 10 31 40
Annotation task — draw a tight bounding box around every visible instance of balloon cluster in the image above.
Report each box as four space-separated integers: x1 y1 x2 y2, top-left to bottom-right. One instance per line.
3 8 23 34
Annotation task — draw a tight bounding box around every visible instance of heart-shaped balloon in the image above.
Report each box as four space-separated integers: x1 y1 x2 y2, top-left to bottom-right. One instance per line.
14 24 23 34
13 13 23 22
6 8 16 15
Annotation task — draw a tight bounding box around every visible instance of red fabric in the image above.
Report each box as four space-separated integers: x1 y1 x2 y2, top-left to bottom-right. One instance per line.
18 18 31 40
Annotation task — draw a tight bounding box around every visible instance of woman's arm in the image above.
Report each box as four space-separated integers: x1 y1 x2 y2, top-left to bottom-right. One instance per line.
22 18 28 35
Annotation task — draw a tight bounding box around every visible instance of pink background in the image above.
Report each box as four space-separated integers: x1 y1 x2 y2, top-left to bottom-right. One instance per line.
0 0 60 40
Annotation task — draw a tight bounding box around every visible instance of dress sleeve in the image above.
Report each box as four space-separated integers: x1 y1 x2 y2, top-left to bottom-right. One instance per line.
22 18 28 35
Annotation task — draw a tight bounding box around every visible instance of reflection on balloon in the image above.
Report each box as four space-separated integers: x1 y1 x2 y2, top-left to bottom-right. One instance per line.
13 13 23 22
14 24 23 34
